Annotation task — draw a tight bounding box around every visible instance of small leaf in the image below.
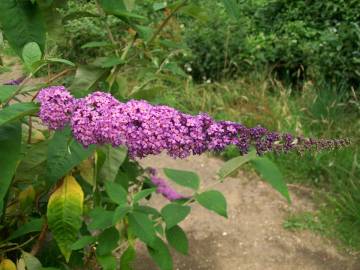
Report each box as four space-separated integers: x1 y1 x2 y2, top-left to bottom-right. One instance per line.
71 235 96 250
46 58 75 67
196 190 227 218
165 225 188 255
7 218 43 241
97 254 117 270
120 245 136 270
113 205 131 224
78 158 95 186
218 150 256 179
100 145 127 182
163 168 200 190
251 157 291 203
22 42 42 69
62 11 99 23
0 122 21 215
153 2 167 11
81 41 112 49
47 176 84 262
0 102 39 127
96 227 119 256
147 238 173 270
161 203 190 229
133 188 156 203
105 181 128 205
128 211 156 246
22 251 42 270
47 128 95 183
88 207 114 231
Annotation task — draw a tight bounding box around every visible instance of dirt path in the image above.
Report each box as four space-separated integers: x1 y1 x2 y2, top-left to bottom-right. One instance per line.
135 154 359 270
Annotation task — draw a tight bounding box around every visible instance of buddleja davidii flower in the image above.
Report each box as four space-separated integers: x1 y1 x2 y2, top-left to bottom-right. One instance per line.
37 86 75 130
149 168 188 201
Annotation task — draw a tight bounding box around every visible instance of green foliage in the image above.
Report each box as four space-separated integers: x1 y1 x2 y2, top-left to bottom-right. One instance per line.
196 190 228 218
163 168 200 190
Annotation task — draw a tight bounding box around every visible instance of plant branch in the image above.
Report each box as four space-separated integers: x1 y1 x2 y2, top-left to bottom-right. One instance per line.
30 222 48 256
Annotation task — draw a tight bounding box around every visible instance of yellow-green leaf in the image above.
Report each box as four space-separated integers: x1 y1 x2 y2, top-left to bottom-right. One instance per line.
0 259 17 270
47 176 84 262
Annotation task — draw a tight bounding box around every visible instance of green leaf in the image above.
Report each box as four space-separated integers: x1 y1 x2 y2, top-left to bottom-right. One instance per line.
0 0 45 57
22 42 42 70
163 168 199 190
153 2 167 11
128 211 156 246
8 218 44 241
81 41 112 49
69 66 108 98
133 188 156 203
97 254 117 270
120 245 136 270
161 203 190 229
105 181 127 205
47 128 95 183
22 251 42 270
97 227 119 256
147 237 173 270
62 11 99 23
218 150 256 179
47 175 84 262
251 157 291 203
98 0 146 21
46 57 75 67
71 235 96 250
88 207 114 231
92 56 125 68
0 122 22 215
0 85 17 103
165 225 188 255
196 190 227 218
222 0 240 20
0 102 39 127
100 145 127 182
113 205 132 224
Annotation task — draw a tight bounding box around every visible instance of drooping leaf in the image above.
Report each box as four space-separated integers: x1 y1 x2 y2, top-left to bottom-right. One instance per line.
96 227 119 256
196 190 227 218
46 58 75 67
69 66 108 98
120 245 136 270
128 211 156 246
113 205 132 224
104 181 128 205
47 175 84 262
96 254 117 270
163 168 200 190
161 203 190 229
0 85 17 104
0 0 46 56
133 188 156 203
87 207 114 231
0 102 39 127
218 150 256 179
22 42 42 70
100 145 127 182
21 251 42 270
71 235 96 250
7 218 43 241
47 128 95 184
165 225 188 255
147 237 173 270
0 122 22 215
251 157 291 203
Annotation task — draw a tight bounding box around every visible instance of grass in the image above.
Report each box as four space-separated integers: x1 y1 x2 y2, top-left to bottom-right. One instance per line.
158 75 360 251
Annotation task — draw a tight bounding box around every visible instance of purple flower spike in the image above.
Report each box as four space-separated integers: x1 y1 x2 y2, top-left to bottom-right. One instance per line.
4 76 25 86
36 87 351 158
37 86 75 130
149 169 188 201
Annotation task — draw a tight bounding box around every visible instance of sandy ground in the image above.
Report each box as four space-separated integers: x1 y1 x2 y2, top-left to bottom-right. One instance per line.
135 154 360 270
1 59 359 270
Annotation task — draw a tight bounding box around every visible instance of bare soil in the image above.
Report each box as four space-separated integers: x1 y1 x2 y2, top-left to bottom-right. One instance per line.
136 154 360 270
